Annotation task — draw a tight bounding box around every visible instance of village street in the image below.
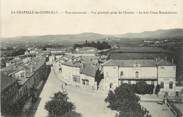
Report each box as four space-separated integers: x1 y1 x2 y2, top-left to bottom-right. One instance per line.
34 67 174 117
34 67 116 117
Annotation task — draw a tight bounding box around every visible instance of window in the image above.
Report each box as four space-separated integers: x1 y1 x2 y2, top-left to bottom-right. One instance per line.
86 80 89 85
59 68 62 72
176 92 179 97
160 82 164 88
135 71 139 78
82 80 85 85
82 79 89 85
120 71 124 76
110 83 113 88
73 75 80 83
169 82 173 89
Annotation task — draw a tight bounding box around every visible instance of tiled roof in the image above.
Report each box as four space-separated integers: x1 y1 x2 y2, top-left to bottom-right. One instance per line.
62 61 82 68
103 59 157 67
103 59 175 67
81 63 98 77
109 53 170 60
1 56 46 87
157 59 175 66
110 47 173 53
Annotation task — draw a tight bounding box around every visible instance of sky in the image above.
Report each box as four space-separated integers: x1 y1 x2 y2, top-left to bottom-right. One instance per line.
1 0 183 38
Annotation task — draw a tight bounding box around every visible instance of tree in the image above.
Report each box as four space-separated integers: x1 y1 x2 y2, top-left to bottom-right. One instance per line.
73 41 111 50
105 84 151 117
155 84 160 95
45 91 75 116
135 81 149 94
95 69 104 89
128 81 154 94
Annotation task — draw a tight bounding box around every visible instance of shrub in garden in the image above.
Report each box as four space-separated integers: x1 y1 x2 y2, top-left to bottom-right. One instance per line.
105 84 151 117
45 91 75 116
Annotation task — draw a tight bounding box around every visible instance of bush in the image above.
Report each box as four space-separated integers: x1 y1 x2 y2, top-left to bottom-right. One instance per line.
105 84 151 117
73 41 111 50
95 69 104 89
155 85 160 95
45 91 75 116
121 81 154 94
135 82 148 94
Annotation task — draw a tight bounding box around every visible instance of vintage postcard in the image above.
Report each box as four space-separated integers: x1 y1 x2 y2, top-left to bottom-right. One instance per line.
1 0 183 117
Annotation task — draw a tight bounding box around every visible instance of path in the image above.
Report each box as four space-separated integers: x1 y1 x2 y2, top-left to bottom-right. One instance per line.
141 102 175 117
34 68 63 117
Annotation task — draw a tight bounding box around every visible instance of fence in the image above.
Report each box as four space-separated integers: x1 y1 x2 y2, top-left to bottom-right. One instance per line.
167 100 182 117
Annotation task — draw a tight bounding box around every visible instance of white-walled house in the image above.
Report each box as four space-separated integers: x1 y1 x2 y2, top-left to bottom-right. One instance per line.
65 47 98 57
157 60 176 96
102 59 176 96
61 61 97 88
61 61 81 86
49 55 55 63
80 64 97 89
102 59 158 90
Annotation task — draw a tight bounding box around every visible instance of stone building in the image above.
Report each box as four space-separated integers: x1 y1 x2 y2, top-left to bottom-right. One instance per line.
1 56 50 115
61 60 97 88
1 72 19 114
102 59 176 96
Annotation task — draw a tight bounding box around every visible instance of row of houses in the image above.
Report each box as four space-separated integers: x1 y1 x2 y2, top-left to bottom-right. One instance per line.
1 56 50 115
52 54 99 89
54 57 183 97
49 47 182 97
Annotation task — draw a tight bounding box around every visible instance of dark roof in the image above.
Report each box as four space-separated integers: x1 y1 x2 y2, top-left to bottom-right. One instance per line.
157 59 175 66
103 59 157 67
25 57 46 77
109 53 171 60
103 59 175 67
62 61 82 68
81 63 98 77
1 71 17 92
1 56 46 86
110 47 173 53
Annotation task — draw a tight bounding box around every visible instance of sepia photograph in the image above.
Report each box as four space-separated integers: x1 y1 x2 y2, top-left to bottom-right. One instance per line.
1 0 183 117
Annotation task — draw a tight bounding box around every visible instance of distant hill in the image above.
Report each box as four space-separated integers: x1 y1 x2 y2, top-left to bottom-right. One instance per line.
1 28 183 48
116 28 183 39
1 32 109 48
1 32 107 43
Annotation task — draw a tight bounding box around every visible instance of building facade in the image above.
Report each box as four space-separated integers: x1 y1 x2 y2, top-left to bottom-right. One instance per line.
1 73 19 114
1 56 51 116
102 59 176 96
61 61 97 89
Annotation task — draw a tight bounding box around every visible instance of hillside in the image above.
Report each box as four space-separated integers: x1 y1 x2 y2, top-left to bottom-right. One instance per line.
1 28 183 49
117 28 183 39
1 33 107 43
